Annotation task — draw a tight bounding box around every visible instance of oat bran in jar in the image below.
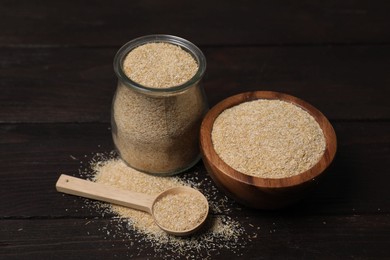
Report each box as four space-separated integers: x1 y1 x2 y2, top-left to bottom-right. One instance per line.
112 35 208 175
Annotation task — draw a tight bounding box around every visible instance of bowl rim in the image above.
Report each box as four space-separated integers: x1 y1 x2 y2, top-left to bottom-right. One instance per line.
200 91 337 188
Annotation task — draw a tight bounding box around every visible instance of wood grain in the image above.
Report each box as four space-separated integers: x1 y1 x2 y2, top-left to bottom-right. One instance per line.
56 174 155 213
1 0 389 258
1 215 389 259
0 123 389 258
0 122 388 216
0 0 389 47
0 46 389 123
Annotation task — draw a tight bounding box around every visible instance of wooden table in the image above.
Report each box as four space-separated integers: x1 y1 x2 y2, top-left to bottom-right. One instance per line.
1 1 389 259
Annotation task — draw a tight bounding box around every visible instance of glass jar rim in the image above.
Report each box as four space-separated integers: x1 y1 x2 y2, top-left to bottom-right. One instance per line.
113 34 206 95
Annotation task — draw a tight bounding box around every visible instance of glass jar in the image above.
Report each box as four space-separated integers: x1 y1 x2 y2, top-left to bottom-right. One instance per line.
111 35 208 176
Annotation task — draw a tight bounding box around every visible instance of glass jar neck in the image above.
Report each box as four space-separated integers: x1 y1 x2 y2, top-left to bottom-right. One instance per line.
114 34 206 96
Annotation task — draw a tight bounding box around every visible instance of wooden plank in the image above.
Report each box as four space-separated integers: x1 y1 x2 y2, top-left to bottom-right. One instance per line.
0 1 389 46
1 45 389 123
1 215 389 259
1 1 387 259
204 45 390 119
0 121 389 217
0 48 116 123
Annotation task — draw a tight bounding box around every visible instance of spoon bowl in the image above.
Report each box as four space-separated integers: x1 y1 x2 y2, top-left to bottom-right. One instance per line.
56 174 209 236
152 186 209 236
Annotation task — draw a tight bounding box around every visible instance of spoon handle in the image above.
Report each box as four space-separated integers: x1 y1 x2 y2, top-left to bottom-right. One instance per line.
56 174 154 213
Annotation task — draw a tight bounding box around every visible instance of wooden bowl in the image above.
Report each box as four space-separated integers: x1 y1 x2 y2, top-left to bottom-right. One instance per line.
200 91 337 209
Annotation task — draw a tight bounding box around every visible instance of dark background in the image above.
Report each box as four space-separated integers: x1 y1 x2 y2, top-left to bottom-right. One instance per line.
1 0 389 259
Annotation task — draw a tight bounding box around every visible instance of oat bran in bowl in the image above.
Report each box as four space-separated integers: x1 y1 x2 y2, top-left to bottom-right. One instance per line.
200 91 337 209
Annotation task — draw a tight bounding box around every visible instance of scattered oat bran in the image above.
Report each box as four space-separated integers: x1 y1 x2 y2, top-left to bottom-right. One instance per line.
212 99 326 178
92 158 185 235
123 42 198 88
79 153 249 259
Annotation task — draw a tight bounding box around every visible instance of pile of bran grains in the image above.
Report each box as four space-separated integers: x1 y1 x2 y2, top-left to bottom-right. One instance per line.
123 42 198 89
212 99 326 178
112 81 205 174
153 191 208 232
76 152 253 259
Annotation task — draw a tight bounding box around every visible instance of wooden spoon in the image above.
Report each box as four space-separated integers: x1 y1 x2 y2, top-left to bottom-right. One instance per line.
56 174 209 236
